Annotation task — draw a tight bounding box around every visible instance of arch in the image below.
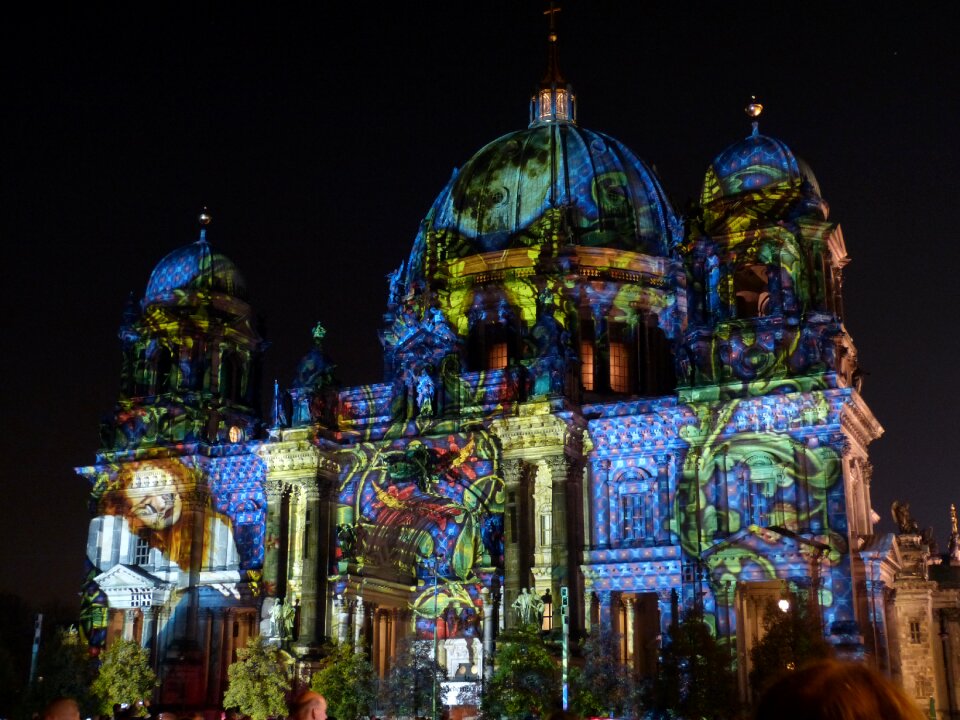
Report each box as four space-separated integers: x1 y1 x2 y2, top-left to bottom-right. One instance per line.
153 345 176 394
220 350 245 403
612 470 656 546
737 452 783 528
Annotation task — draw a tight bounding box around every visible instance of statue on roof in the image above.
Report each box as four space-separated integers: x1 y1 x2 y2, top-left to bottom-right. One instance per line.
891 500 920 535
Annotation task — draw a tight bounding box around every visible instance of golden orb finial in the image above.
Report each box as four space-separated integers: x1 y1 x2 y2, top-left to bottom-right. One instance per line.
745 95 764 119
199 207 212 226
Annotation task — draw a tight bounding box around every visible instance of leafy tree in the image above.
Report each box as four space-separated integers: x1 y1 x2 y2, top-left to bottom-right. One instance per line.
25 626 96 716
749 597 832 698
90 638 157 715
223 636 294 720
570 629 634 719
643 607 739 720
311 640 377 720
379 635 446 719
481 623 560 720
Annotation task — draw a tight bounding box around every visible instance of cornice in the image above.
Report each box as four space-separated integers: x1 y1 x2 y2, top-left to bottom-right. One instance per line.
840 391 884 456
257 439 338 478
490 403 577 459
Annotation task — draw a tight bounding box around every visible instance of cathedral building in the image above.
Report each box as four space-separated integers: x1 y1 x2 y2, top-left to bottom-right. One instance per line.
75 21 957 716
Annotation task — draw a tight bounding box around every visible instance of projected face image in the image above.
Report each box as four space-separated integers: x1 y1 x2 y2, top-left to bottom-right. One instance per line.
127 465 185 529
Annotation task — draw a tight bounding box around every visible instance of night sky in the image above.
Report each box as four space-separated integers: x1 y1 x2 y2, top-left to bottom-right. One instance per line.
3 2 957 611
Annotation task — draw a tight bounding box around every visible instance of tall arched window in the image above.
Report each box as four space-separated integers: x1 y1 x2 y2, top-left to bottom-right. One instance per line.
468 320 514 371
738 453 781 527
153 346 175 394
221 350 244 403
616 473 656 545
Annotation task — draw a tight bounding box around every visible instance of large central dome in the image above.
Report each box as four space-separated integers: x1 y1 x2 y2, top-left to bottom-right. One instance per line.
414 123 676 269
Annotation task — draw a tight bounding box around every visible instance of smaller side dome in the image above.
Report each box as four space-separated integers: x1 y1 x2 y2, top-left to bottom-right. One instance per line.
144 236 247 305
701 129 803 206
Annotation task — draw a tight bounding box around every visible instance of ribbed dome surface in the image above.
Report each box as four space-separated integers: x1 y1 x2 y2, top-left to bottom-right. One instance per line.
702 130 820 205
144 239 247 305
406 123 676 283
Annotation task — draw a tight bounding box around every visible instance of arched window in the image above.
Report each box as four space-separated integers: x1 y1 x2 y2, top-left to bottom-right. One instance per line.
580 340 595 391
608 321 633 394
467 320 514 371
488 342 508 370
738 453 781 527
153 346 175 394
617 473 656 545
220 351 244 402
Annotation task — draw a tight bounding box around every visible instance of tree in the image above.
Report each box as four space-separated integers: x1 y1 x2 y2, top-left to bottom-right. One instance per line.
481 623 560 720
90 638 157 716
379 636 445 719
25 626 96 717
749 597 832 698
570 630 634 719
223 636 294 720
643 607 739 720
311 641 377 720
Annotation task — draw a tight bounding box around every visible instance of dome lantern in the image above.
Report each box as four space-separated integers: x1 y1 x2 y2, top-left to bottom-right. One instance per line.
529 3 576 126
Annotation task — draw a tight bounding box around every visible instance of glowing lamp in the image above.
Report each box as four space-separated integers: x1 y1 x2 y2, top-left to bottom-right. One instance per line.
778 598 791 613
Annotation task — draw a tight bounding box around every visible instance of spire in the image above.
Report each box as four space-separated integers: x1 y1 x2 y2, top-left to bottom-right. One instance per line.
529 3 576 126
745 95 763 137
195 207 214 291
950 504 960 564
198 206 212 243
542 3 564 85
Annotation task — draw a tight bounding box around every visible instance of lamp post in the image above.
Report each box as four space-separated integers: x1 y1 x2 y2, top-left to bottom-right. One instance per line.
432 553 444 720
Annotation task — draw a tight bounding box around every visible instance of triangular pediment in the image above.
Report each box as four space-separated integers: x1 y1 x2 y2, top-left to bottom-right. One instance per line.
94 564 168 609
95 563 163 590
701 526 837 584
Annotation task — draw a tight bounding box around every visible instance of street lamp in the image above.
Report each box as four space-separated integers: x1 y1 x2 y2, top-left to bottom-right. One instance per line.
432 553 445 720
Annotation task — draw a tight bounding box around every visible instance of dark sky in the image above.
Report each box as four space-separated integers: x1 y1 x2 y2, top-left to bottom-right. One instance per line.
3 2 957 611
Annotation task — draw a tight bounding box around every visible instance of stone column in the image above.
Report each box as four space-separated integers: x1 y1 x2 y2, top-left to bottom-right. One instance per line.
353 597 364 650
123 609 137 641
502 458 525 627
142 607 158 667
297 486 321 648
583 579 594 635
597 590 613 630
263 478 284 598
207 609 226 705
597 460 612 547
481 587 495 681
182 488 210 639
336 595 350 645
371 606 381 669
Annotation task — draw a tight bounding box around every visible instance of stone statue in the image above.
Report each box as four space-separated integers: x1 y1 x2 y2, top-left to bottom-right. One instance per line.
416 370 434 416
387 261 405 306
530 591 545 625
892 500 920 534
513 587 535 624
270 598 296 640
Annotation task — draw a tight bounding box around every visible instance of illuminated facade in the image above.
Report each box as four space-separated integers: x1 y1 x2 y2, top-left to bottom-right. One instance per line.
80 25 956 711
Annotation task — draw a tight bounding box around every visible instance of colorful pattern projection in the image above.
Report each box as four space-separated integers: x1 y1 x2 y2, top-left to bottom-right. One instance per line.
409 124 676 275
585 384 855 646
701 130 802 205
144 236 246 303
334 431 503 639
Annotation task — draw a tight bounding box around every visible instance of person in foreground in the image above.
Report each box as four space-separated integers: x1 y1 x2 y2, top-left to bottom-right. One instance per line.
754 659 925 720
42 698 80 720
290 689 328 720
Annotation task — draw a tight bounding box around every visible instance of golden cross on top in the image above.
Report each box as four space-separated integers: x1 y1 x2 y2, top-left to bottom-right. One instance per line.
544 2 562 36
